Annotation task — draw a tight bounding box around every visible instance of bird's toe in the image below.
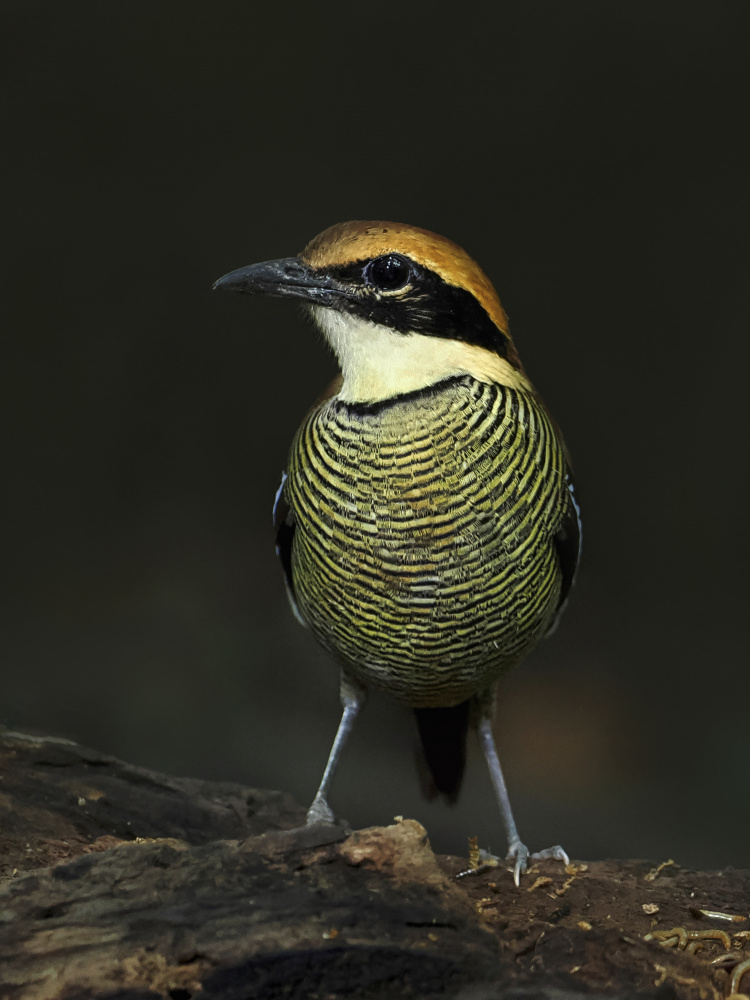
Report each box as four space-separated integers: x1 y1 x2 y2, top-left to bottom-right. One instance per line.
530 844 569 866
306 794 336 826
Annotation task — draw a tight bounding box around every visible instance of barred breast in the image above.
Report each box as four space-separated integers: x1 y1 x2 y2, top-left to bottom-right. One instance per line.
285 374 570 708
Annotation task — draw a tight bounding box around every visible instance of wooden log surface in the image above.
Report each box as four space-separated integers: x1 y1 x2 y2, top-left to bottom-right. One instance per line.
1 729 748 1000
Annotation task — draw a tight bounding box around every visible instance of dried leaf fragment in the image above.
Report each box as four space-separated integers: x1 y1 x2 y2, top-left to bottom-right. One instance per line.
644 859 675 882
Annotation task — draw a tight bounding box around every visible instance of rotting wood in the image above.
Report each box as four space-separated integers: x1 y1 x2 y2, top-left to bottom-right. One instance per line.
1 729 748 1000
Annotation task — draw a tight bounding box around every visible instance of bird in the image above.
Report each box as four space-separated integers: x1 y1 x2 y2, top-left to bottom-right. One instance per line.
213 220 581 883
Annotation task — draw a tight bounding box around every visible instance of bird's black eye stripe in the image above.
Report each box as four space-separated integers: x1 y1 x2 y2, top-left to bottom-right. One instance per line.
363 254 412 291
322 257 513 364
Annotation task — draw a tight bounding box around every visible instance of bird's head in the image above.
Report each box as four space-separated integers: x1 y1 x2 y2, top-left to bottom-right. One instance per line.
214 221 531 403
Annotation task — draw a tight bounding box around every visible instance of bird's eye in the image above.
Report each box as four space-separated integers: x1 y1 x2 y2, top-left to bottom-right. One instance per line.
363 254 411 291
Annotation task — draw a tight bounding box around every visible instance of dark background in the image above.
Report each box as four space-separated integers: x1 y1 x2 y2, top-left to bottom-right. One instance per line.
3 1 749 869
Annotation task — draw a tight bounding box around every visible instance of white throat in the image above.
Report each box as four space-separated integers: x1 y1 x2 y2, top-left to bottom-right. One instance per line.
310 307 527 403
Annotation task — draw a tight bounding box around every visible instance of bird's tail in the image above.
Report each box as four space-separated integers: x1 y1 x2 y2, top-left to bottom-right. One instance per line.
414 701 471 804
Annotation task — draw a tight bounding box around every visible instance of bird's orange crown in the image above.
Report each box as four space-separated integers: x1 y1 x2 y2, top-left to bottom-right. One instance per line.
300 220 518 364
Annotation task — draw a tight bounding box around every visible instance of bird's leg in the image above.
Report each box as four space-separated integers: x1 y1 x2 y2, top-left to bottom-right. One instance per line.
476 711 569 886
306 673 367 826
476 715 522 858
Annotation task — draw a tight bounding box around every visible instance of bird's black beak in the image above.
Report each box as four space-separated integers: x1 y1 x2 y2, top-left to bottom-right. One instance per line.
213 257 343 307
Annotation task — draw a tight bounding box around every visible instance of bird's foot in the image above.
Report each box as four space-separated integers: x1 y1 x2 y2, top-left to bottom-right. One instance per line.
306 793 335 826
504 840 570 887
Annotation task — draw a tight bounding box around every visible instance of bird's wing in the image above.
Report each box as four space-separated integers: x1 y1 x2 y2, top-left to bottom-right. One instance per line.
273 373 344 629
547 471 582 634
273 471 307 627
529 391 582 633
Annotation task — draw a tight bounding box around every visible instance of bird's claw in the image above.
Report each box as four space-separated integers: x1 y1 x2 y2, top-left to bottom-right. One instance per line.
506 841 529 886
306 794 335 826
531 844 569 865
507 841 569 886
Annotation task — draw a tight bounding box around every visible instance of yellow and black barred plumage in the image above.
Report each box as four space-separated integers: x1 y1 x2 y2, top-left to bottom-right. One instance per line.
214 220 581 882
286 376 572 706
